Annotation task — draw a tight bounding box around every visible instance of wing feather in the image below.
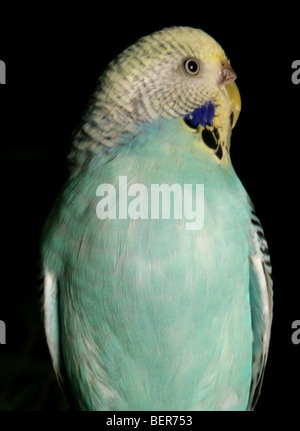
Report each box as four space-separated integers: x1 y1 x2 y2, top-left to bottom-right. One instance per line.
43 270 76 408
247 209 273 410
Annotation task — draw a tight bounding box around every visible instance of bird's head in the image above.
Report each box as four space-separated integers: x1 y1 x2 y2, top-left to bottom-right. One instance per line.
74 27 241 164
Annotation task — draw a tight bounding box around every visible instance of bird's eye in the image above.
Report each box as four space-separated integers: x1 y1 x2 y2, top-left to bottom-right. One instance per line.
184 58 200 76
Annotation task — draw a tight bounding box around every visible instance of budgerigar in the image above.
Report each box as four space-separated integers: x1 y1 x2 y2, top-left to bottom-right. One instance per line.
42 27 273 411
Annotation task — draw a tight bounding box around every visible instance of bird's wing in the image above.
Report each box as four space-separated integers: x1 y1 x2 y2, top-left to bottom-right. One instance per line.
43 270 75 408
247 209 273 410
44 271 61 377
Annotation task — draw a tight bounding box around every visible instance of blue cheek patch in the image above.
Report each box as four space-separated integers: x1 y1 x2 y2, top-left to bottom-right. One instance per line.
183 101 215 128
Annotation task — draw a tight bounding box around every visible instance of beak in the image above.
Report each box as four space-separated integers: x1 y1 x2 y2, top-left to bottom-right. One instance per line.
218 61 241 129
218 61 236 85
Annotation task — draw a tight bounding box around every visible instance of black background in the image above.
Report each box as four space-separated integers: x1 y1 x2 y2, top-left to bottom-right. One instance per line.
0 3 299 412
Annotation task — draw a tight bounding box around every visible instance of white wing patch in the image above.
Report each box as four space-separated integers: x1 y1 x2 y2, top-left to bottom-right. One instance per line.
43 270 62 377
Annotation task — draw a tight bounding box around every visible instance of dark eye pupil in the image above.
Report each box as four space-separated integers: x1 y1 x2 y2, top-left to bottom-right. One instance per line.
188 61 197 71
184 59 199 75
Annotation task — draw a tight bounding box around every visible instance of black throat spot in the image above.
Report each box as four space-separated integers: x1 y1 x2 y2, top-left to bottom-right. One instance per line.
201 127 223 160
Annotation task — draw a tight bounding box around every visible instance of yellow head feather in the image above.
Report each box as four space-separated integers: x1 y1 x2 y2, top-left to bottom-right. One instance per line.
72 27 240 165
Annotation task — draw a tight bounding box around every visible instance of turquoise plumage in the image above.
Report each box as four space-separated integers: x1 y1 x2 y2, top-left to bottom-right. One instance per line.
42 27 273 410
